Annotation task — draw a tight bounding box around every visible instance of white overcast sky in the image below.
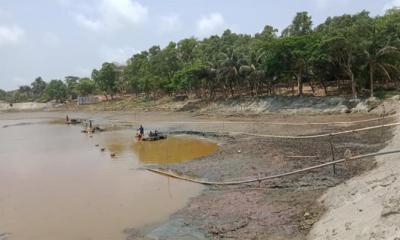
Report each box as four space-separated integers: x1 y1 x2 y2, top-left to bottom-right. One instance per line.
0 0 398 90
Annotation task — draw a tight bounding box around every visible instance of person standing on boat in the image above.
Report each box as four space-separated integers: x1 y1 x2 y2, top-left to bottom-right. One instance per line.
138 125 144 136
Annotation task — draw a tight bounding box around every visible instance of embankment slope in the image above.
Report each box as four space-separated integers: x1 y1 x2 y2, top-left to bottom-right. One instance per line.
0 101 59 111
309 115 400 239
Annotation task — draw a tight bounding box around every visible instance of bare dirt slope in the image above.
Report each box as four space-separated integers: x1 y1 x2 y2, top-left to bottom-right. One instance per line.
0 101 61 111
68 95 385 115
309 115 400 240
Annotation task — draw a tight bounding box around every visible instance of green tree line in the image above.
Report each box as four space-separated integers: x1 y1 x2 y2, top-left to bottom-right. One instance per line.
0 76 96 103
1 9 400 103
103 9 400 99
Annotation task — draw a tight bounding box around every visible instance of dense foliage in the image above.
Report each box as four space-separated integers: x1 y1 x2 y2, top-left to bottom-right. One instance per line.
116 9 400 99
0 76 96 103
42 80 68 103
1 9 400 103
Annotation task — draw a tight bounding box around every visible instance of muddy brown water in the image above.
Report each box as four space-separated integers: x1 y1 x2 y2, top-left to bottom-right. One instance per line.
0 118 217 240
103 133 218 164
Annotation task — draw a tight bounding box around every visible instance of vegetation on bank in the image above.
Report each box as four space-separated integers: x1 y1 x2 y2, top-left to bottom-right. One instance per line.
0 76 96 103
1 9 400 103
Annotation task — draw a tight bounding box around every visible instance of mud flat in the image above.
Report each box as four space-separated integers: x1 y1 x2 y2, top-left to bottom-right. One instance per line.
125 112 396 239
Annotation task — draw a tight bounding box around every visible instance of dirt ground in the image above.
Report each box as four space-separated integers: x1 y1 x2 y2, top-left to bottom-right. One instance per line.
309 121 400 240
119 112 395 240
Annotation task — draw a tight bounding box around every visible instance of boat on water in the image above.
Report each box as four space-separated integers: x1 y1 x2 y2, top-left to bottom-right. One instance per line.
142 134 167 141
136 131 167 141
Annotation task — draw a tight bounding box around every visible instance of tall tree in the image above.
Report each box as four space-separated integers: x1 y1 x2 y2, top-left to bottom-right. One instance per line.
0 89 7 101
44 80 68 102
77 78 96 96
123 51 151 95
31 77 47 97
65 76 80 99
177 38 199 63
282 12 313 37
363 44 400 97
316 11 374 98
92 63 119 100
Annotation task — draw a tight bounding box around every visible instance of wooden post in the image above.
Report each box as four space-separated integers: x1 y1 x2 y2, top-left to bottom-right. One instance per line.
381 104 386 141
329 134 336 175
258 173 262 188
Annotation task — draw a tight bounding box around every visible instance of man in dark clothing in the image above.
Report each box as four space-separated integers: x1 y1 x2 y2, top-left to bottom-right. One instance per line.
138 125 144 135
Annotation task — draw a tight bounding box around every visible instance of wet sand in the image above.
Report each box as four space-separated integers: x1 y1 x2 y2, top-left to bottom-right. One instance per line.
0 116 218 240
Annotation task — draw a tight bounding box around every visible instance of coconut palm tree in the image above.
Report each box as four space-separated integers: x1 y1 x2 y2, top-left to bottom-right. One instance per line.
364 45 400 97
216 50 241 97
239 49 267 96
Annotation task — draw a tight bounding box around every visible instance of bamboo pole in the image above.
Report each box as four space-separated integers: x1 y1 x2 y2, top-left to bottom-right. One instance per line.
146 150 400 186
286 155 317 158
381 104 386 141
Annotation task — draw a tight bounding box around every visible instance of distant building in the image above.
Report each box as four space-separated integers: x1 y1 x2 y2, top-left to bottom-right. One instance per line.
77 96 99 105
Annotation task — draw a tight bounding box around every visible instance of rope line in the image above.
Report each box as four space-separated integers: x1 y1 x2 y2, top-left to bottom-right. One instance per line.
286 155 317 158
146 150 400 186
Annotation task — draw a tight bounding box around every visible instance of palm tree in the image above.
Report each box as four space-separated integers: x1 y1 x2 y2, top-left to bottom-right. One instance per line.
364 45 400 97
239 50 267 96
216 50 241 97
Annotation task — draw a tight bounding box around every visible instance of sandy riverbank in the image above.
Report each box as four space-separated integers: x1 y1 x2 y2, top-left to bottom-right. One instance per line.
0 101 62 112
